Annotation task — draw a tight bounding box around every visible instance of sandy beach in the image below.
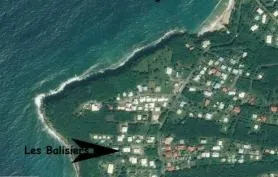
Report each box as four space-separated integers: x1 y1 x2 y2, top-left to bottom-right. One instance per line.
198 0 235 35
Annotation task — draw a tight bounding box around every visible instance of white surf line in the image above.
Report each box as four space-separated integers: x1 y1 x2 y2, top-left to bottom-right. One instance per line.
34 28 186 177
34 93 80 177
198 0 235 36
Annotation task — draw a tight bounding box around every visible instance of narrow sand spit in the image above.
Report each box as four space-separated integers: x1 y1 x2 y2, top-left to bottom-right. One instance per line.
198 0 235 36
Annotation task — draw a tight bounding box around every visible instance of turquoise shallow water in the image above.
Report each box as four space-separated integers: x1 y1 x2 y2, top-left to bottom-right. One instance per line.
0 0 217 176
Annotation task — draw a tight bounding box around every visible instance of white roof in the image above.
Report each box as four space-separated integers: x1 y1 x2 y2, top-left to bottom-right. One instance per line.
219 103 225 110
202 40 211 48
107 164 114 174
149 161 156 168
262 14 267 24
133 148 142 154
127 136 133 142
250 25 259 31
123 92 127 97
137 85 142 92
129 157 137 164
208 60 214 66
201 152 210 158
254 124 259 130
137 114 142 120
141 159 148 166
204 91 213 97
257 8 264 15
166 67 173 75
189 87 196 92
243 144 251 149
218 140 223 146
252 114 258 119
212 145 221 151
128 92 134 97
228 91 236 96
238 92 246 98
223 117 229 123
212 152 220 158
242 52 248 58
123 147 131 153
266 35 273 44
205 113 213 120
177 109 182 115
273 10 278 17
117 135 124 142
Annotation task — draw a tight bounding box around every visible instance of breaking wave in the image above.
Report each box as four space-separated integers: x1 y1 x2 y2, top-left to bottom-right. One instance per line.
34 28 186 177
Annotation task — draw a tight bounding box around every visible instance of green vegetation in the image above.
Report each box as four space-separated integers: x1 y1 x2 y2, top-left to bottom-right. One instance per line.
43 0 278 176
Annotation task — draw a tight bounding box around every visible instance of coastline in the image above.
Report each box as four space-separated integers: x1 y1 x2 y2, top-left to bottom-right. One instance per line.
197 0 235 36
35 94 81 177
33 1 236 176
34 29 185 177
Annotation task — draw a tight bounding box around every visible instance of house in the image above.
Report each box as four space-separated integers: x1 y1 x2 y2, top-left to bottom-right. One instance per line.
257 74 263 79
107 164 114 174
123 147 131 153
204 90 213 97
217 140 223 146
141 159 148 167
254 124 260 130
127 136 133 142
166 67 173 75
177 109 182 115
129 157 138 164
250 24 259 31
164 137 173 145
256 8 264 15
205 113 213 120
149 161 156 168
202 40 211 48
133 148 143 155
117 135 125 142
189 87 196 92
223 117 229 123
201 152 210 158
262 14 267 24
147 137 155 143
212 152 220 158
137 85 143 92
233 106 241 114
266 35 273 44
137 115 142 120
200 139 207 144
238 92 246 98
271 105 278 113
242 52 248 58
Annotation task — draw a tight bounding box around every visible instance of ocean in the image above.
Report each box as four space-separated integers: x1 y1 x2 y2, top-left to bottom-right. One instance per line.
0 0 218 176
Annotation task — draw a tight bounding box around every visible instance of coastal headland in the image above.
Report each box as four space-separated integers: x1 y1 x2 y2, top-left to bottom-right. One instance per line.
36 0 278 176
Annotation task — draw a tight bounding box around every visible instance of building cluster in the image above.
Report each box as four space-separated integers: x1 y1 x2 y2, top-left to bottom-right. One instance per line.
250 6 278 46
173 52 262 131
82 101 102 111
261 173 278 177
91 123 160 176
115 85 169 122
250 107 278 130
81 5 278 175
161 137 278 173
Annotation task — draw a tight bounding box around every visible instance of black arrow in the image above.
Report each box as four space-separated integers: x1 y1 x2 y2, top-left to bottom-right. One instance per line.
72 138 119 163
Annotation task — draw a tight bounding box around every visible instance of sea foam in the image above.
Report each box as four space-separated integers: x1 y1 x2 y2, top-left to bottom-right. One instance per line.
34 28 185 177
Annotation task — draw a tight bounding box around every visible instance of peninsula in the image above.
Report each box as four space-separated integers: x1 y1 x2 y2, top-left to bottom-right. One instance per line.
40 0 278 176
